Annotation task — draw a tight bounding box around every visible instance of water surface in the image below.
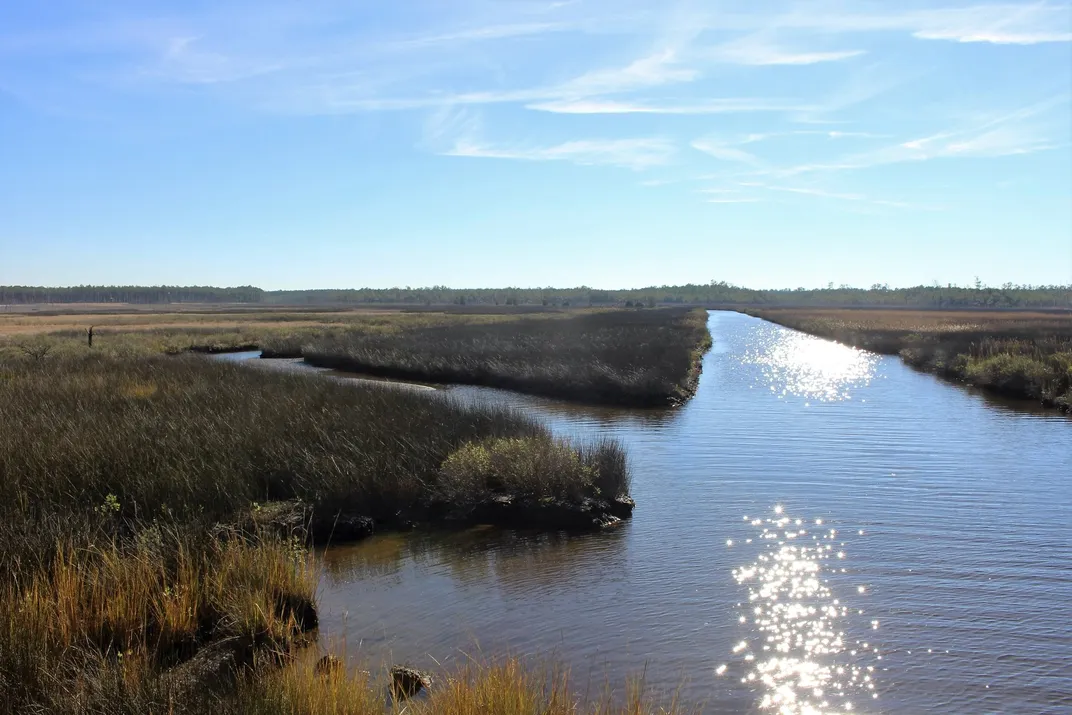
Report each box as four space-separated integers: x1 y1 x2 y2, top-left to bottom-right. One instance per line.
312 311 1071 713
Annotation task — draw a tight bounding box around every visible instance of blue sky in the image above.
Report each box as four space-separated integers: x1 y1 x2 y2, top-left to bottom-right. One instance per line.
1 0 1070 290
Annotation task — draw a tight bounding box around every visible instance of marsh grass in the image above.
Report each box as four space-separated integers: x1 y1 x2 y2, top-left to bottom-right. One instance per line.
299 308 713 406
0 340 639 712
0 527 318 714
0 353 630 542
0 307 712 406
745 308 1072 409
228 654 690 715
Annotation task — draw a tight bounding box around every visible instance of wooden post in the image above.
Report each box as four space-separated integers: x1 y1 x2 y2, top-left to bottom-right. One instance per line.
88 326 94 348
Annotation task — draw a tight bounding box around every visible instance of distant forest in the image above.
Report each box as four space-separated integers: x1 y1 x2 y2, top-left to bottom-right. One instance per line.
1 282 1070 309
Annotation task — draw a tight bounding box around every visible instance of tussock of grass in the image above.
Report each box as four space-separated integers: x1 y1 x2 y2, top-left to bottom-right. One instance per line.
745 308 1072 409
439 437 628 504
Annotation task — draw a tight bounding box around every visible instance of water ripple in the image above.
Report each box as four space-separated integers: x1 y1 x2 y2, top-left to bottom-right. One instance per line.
742 327 878 402
720 507 880 714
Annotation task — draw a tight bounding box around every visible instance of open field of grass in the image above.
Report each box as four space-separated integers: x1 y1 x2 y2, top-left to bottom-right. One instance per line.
744 308 1072 411
0 352 634 713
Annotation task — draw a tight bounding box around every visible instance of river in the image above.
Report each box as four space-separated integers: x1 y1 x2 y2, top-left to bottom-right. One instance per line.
225 311 1072 713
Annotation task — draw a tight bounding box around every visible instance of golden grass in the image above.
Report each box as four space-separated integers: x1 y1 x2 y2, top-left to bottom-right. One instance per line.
6 534 316 657
0 306 582 338
0 529 319 713
229 655 690 715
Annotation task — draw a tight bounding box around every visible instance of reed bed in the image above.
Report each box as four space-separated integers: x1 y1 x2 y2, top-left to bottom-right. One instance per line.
0 352 634 713
295 308 712 406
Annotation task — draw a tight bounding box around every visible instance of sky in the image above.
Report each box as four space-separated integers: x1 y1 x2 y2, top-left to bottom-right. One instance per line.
1 0 1070 290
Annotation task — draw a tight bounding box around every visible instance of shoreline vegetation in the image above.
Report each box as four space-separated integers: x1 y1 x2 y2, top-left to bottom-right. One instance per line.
0 340 672 712
743 308 1072 412
271 307 713 407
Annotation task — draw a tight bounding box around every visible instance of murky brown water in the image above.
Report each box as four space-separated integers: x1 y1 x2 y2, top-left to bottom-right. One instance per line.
222 311 1072 713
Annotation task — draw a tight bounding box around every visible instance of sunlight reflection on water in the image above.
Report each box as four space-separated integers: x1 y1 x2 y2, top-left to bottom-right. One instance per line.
719 507 880 714
743 328 878 402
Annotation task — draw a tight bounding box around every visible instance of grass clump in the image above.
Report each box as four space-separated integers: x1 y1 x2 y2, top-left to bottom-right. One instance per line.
439 437 629 504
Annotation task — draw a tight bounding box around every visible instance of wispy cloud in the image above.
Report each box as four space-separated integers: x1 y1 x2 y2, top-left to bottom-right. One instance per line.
779 96 1070 175
691 139 762 165
146 35 291 85
528 97 808 114
908 4 1072 44
396 22 575 47
553 49 698 97
764 185 922 209
759 3 1072 45
705 33 866 66
445 137 676 170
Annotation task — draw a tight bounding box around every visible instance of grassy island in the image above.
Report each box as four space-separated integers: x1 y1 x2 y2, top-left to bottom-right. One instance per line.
290 307 712 406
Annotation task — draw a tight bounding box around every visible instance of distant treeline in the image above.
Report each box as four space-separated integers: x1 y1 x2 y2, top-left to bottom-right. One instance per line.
2 282 1070 309
0 285 264 304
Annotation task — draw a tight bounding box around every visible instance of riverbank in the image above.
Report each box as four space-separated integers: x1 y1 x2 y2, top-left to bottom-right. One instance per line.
742 307 1072 411
0 353 634 713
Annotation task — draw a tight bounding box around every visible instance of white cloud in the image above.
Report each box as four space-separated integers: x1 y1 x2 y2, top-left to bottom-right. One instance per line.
445 137 676 170
528 97 806 114
554 49 698 96
908 5 1072 44
761 3 1072 45
691 139 762 164
780 96 1069 174
764 185 925 210
706 33 866 66
397 22 574 47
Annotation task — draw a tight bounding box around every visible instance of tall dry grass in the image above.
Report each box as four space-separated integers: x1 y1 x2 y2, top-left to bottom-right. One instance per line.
0 353 627 564
0 527 318 714
296 308 713 406
227 655 690 715
0 346 639 712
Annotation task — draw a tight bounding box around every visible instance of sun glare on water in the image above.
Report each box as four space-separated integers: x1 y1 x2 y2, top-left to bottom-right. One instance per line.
745 330 878 402
719 507 880 714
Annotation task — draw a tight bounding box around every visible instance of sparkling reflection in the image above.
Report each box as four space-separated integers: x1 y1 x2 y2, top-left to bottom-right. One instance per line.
743 328 878 402
721 507 879 714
